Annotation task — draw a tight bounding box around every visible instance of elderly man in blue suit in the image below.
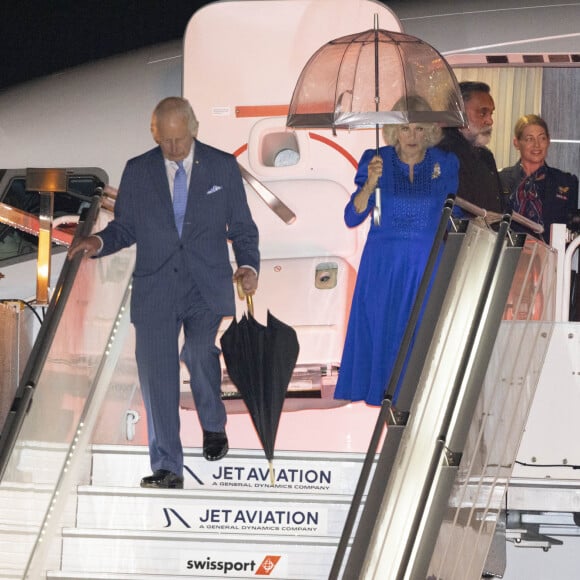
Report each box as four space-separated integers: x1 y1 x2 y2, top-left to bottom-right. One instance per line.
69 97 260 489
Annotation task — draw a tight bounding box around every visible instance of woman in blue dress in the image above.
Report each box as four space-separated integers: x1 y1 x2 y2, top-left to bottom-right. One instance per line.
334 101 459 406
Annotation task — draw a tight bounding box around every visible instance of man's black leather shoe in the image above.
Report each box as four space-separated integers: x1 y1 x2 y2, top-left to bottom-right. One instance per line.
203 430 229 461
140 469 184 489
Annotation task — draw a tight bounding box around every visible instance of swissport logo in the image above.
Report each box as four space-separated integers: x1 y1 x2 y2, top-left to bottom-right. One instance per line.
185 553 283 576
256 555 281 575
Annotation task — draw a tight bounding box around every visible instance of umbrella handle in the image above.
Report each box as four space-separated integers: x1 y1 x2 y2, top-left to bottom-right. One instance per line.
269 461 275 486
236 278 254 316
373 186 382 226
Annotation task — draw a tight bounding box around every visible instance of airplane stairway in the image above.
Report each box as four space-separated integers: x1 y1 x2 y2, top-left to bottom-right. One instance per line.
62 447 370 579
0 209 559 579
331 215 558 579
2 443 371 579
0 196 377 578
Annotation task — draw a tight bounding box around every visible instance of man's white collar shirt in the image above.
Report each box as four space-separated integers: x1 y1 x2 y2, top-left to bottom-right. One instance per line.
164 144 194 200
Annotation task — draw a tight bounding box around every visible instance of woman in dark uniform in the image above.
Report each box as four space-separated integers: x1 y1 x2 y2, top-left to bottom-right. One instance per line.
499 114 578 244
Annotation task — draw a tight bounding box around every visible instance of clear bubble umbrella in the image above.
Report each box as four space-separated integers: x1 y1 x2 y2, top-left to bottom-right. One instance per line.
286 16 466 224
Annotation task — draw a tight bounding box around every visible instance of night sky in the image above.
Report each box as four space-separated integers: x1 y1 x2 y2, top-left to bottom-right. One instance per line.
1 1 409 91
0 0 211 90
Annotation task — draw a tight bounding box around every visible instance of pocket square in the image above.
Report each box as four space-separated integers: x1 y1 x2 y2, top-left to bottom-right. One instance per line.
206 185 222 195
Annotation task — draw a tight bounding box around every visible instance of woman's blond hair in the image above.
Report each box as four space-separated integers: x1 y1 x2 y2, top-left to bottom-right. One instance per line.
381 95 442 147
514 114 550 141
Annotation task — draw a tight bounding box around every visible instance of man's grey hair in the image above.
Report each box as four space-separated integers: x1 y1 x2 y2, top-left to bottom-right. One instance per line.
151 96 199 137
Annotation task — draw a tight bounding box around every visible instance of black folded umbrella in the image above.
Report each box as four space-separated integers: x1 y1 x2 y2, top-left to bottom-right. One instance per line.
220 295 299 484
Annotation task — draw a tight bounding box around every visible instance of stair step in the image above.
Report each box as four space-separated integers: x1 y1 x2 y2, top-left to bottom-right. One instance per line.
48 574 192 580
1 532 63 579
77 486 356 537
2 441 92 485
57 528 344 578
0 533 36 576
0 482 76 527
0 484 52 532
10 446 366 577
0 483 75 574
91 445 371 495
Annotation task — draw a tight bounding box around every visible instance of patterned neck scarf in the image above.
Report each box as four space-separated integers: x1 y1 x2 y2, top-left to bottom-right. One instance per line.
512 164 546 225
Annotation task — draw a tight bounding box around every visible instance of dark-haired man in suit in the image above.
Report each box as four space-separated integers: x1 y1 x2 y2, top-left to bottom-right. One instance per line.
69 97 260 489
439 81 506 214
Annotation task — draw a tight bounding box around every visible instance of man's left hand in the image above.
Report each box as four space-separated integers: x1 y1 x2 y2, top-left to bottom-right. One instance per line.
233 267 258 296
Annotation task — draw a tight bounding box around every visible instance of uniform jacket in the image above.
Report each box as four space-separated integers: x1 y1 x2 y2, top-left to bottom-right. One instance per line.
499 161 579 243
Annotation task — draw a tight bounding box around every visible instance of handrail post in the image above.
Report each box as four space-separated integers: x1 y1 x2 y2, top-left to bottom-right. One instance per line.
26 168 68 306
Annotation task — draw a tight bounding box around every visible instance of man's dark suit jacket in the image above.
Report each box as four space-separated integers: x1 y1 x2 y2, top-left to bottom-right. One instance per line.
97 140 260 323
499 162 579 243
438 128 505 213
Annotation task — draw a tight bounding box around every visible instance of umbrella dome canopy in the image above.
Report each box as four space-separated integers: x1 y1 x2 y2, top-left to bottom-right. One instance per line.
287 28 466 130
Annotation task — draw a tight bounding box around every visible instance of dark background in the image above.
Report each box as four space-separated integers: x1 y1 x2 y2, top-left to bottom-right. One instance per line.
0 0 408 91
0 0 212 90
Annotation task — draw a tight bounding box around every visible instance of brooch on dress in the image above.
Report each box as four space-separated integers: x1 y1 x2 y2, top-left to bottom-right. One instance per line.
432 163 441 179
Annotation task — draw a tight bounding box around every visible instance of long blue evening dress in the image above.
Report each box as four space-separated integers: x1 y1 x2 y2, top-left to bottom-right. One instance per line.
334 145 459 406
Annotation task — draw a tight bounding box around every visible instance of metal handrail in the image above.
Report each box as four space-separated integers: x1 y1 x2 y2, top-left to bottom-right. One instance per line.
0 202 75 246
455 196 544 235
329 195 456 579
561 234 580 319
238 163 296 225
0 193 102 480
